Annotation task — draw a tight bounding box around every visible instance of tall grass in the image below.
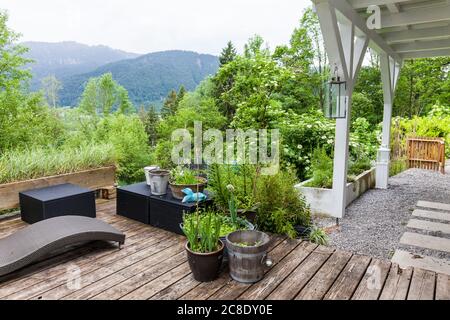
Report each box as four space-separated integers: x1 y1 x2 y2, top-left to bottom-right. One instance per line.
0 143 116 184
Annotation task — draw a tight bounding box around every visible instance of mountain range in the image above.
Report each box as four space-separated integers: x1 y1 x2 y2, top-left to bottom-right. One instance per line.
23 41 219 107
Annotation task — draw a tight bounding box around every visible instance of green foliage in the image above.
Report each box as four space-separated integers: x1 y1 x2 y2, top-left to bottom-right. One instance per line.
170 166 201 185
389 159 407 177
141 105 160 146
0 143 115 184
78 73 133 115
41 75 63 108
219 41 237 66
255 169 311 238
0 11 32 90
93 114 152 183
305 148 333 189
308 226 329 245
182 211 222 253
207 164 257 212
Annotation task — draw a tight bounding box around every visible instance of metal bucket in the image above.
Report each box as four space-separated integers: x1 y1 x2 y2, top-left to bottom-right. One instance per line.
144 166 160 186
226 230 272 283
148 170 169 195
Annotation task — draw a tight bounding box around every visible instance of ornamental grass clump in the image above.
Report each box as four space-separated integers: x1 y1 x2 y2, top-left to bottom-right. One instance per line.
182 211 222 253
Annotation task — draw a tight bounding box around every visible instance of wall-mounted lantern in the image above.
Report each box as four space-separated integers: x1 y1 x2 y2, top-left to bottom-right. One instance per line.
325 76 347 119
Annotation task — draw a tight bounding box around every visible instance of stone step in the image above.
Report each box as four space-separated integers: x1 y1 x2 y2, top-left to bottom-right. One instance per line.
392 250 450 276
400 232 450 253
417 201 450 212
413 209 450 222
407 219 450 235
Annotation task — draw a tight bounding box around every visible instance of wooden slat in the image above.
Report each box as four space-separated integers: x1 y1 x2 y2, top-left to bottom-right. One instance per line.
379 264 413 300
265 246 334 300
407 268 436 300
207 238 300 300
150 274 200 300
324 255 372 300
295 250 352 300
435 273 450 300
352 259 391 300
238 241 318 300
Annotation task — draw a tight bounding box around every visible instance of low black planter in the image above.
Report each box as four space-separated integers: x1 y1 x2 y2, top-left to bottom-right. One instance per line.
294 225 310 238
185 240 224 282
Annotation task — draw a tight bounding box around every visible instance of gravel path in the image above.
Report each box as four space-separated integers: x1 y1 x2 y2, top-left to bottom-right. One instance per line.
316 165 450 260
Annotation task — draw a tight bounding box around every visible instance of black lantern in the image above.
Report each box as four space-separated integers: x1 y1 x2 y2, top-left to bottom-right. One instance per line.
325 76 347 119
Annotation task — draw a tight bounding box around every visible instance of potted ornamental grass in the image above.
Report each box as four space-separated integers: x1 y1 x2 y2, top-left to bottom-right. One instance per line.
169 167 207 200
182 211 224 282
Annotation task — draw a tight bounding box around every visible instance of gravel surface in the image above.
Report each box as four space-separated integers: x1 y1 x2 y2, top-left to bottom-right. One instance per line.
315 165 450 260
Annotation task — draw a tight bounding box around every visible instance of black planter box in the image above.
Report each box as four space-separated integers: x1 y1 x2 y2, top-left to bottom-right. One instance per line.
19 183 96 224
117 182 212 234
116 183 151 224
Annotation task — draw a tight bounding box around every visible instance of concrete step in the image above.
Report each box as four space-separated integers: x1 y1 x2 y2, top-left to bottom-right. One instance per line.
413 209 450 222
392 250 450 276
400 232 450 253
407 219 450 235
417 201 450 212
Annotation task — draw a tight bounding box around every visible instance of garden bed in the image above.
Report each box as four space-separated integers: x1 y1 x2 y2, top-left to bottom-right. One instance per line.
295 167 376 217
0 166 116 211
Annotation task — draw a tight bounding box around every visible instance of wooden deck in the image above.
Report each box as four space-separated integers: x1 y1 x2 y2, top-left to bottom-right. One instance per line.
0 200 449 300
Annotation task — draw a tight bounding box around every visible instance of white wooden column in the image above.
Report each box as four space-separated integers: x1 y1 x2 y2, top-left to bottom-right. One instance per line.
315 1 368 218
376 54 401 189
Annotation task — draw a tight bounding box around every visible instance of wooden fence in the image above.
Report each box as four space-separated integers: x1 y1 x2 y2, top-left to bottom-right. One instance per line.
407 137 446 173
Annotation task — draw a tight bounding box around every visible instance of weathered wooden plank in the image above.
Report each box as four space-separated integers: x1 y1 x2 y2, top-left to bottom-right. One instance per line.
379 264 413 300
324 254 372 300
435 273 450 300
351 259 391 300
295 250 352 300
150 274 199 300
37 239 183 300
4 231 177 299
120 262 192 300
0 166 116 210
207 238 300 300
238 241 319 300
407 268 436 300
265 246 334 300
89 250 186 300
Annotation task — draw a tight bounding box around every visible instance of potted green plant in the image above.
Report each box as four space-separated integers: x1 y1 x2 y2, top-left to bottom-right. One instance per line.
169 167 207 199
181 211 224 282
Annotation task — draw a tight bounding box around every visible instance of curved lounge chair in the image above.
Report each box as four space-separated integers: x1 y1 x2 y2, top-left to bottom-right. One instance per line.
0 216 125 277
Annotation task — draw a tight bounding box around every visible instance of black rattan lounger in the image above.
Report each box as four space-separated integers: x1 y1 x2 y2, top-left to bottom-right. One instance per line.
0 216 125 277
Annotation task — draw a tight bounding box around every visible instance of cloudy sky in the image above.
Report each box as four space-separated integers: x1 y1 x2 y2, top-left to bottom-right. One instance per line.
2 0 312 55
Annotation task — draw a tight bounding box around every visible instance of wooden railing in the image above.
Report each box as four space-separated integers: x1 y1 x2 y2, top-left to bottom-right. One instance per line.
407 137 446 173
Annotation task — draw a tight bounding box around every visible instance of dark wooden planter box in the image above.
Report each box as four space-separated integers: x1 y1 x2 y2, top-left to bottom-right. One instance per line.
117 182 212 234
19 183 96 224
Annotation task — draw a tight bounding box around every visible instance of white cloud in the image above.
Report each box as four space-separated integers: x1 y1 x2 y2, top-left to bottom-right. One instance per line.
2 0 312 55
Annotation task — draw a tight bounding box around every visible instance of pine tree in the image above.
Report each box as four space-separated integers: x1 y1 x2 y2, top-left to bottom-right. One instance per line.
143 105 160 146
176 85 186 106
219 41 237 66
161 89 178 118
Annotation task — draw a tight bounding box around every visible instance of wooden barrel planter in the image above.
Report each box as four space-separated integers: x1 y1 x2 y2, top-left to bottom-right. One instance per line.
226 230 272 283
0 166 116 211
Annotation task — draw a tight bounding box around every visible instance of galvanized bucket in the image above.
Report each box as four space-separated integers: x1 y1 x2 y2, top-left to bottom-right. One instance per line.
144 166 160 186
148 170 169 196
226 230 272 283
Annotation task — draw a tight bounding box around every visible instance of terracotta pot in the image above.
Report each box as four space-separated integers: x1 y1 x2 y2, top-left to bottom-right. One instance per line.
185 240 224 282
169 177 207 200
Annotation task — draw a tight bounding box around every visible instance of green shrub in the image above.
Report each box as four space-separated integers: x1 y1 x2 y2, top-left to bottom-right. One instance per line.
255 169 311 238
305 148 333 189
0 143 116 184
308 226 329 245
389 158 407 177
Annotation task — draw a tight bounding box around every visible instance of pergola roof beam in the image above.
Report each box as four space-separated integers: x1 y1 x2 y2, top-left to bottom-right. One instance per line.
381 3 450 28
349 0 410 10
323 0 402 61
401 48 450 59
382 25 450 43
392 38 450 52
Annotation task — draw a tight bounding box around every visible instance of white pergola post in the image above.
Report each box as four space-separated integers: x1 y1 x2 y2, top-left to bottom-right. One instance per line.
376 54 401 189
315 1 368 218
